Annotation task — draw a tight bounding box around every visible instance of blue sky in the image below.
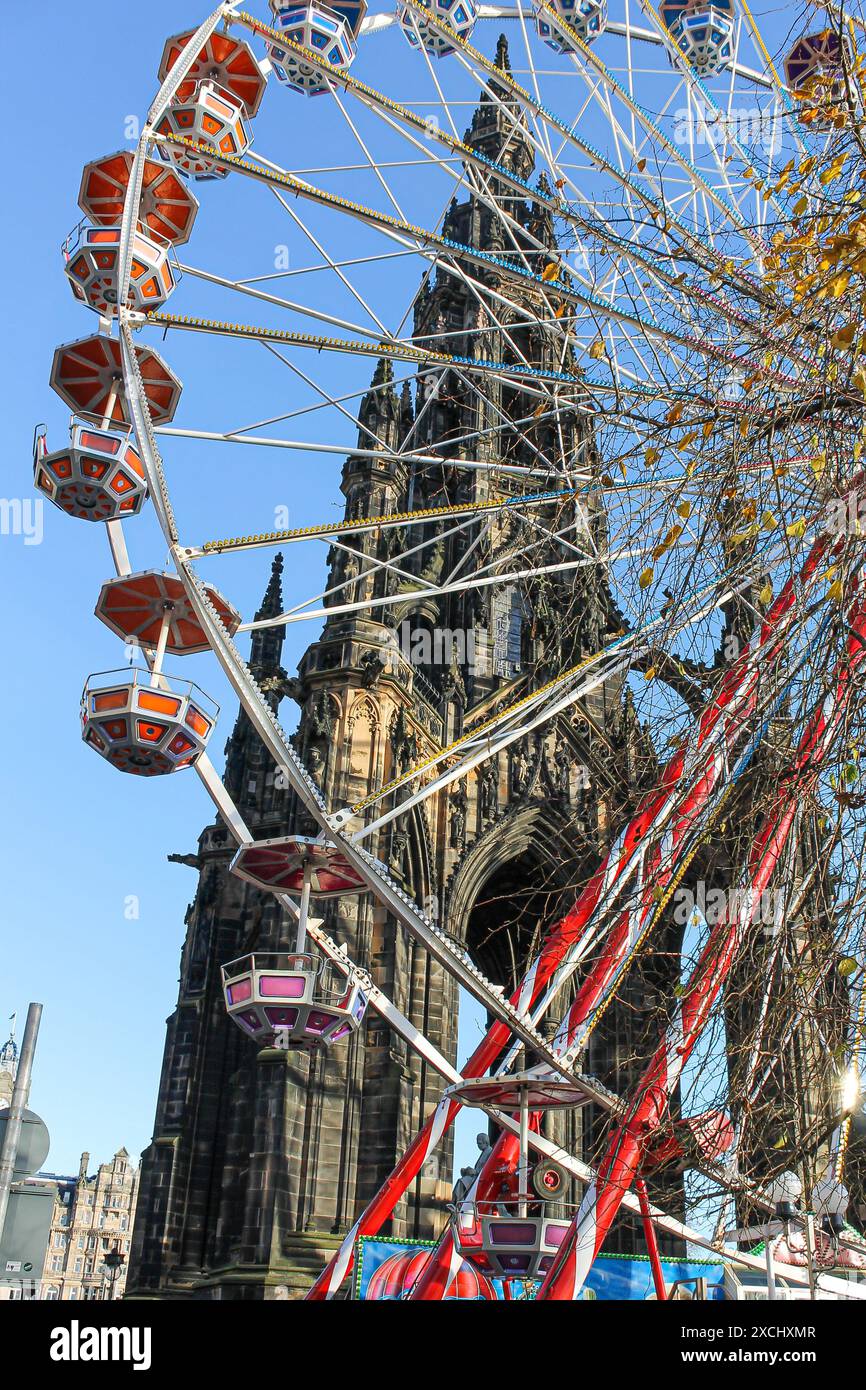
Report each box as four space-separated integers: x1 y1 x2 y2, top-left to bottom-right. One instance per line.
2 0 800 1191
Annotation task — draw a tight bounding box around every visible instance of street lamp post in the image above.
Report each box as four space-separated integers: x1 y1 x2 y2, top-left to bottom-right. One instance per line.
102 1247 125 1300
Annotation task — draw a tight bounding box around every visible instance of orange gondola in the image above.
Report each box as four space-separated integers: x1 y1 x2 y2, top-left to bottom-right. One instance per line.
34 422 147 522
158 28 267 115
78 151 199 247
49 334 182 426
94 571 240 654
81 669 217 777
63 222 176 316
155 81 251 179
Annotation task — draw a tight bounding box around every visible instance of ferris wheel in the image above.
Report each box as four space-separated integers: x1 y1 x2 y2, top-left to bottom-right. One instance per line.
35 0 866 1301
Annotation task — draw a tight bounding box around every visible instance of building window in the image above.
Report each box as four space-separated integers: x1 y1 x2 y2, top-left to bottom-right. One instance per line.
44 1286 59 1301
74 1259 82 1274
51 1257 62 1273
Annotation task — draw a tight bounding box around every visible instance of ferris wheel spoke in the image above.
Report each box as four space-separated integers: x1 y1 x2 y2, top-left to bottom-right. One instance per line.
347 562 758 832
406 10 775 291
258 340 402 454
634 0 790 202
272 192 395 338
250 30 788 343
556 12 775 245
328 84 412 222
184 485 583 560
473 0 774 248
156 134 788 375
175 256 388 340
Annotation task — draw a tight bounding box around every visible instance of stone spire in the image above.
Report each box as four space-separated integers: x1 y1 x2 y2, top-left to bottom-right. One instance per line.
223 554 287 802
249 552 286 689
357 357 400 449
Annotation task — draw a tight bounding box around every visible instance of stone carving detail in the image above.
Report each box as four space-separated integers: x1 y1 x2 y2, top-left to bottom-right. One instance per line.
390 706 418 774
349 693 379 733
479 760 498 820
449 782 468 849
360 650 386 688
511 744 533 795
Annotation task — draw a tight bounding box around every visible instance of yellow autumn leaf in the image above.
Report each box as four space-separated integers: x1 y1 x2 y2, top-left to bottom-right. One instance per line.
759 580 773 605
639 568 654 590
645 446 661 466
832 323 857 348
588 338 605 359
676 501 692 519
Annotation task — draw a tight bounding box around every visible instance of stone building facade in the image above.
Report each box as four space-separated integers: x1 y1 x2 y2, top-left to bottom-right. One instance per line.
39 1149 139 1301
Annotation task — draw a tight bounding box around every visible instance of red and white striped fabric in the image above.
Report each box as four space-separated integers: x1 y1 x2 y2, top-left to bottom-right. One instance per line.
366 1248 496 1300
366 1249 432 1300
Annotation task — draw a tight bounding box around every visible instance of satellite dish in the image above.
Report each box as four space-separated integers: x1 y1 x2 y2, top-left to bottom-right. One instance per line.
0 1109 50 1179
